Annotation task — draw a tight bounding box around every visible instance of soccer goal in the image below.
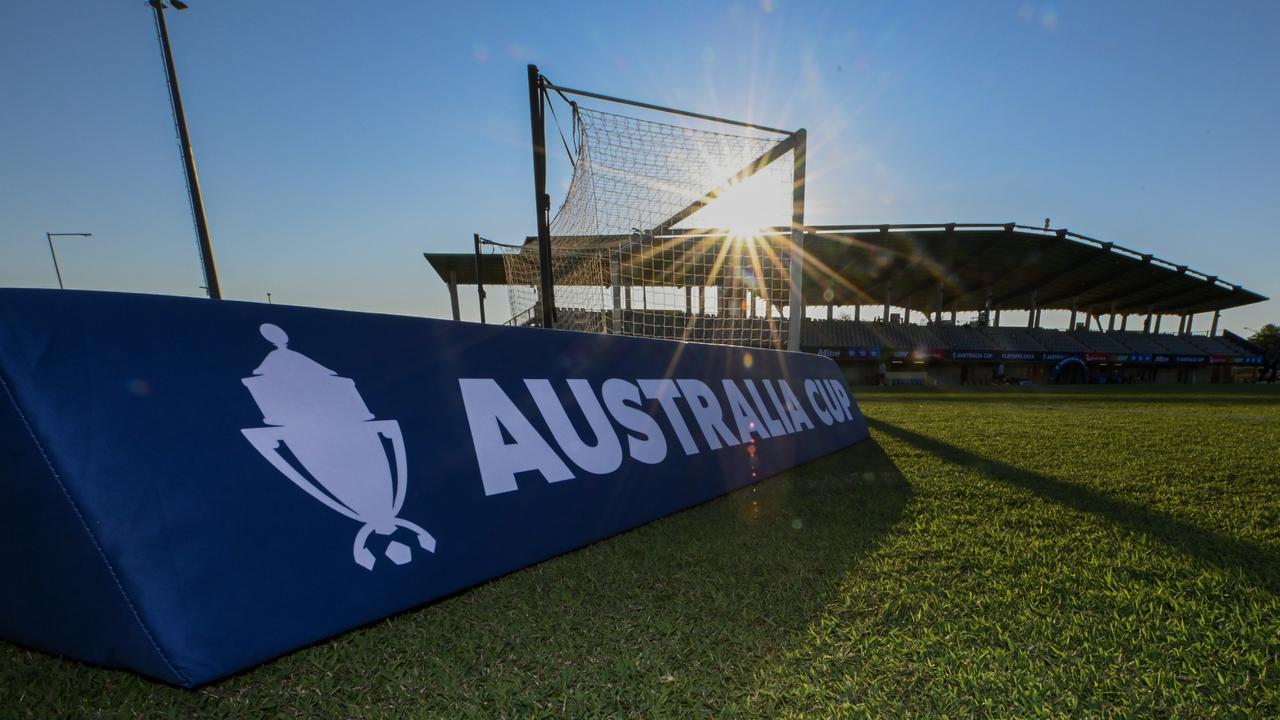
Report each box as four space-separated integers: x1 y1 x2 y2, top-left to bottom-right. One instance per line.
504 65 807 350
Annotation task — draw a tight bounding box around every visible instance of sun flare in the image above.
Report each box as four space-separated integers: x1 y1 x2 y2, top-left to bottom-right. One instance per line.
688 168 790 239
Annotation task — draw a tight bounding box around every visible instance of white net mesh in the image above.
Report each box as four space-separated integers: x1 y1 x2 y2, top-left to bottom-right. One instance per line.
503 104 797 348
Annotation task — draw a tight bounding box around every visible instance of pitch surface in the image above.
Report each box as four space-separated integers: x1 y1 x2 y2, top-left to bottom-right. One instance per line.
3 385 1276 718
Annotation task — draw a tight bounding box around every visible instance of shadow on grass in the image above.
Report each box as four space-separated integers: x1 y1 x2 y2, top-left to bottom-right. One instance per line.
0 439 913 717
867 417 1278 596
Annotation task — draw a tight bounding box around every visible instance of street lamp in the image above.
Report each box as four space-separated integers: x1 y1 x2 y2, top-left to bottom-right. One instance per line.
46 232 92 289
148 0 222 300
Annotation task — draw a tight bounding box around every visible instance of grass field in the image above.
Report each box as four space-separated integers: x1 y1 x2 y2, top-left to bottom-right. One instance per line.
2 385 1277 718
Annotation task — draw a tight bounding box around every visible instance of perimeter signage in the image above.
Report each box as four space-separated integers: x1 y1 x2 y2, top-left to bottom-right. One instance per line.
460 375 856 497
0 289 867 687
803 345 1260 366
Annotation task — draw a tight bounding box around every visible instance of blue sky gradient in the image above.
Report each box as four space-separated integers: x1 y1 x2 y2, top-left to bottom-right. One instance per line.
1 1 1276 333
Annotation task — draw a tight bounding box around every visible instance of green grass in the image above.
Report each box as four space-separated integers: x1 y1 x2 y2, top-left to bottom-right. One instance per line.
3 385 1278 718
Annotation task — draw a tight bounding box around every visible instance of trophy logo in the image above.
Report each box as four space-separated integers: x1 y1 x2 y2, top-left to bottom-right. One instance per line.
240 323 436 570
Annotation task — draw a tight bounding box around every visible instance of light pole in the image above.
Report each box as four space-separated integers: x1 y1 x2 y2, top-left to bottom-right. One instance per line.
149 0 222 300
46 232 92 289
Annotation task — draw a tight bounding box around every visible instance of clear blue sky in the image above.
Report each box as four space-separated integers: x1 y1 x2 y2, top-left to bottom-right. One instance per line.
1 1 1276 334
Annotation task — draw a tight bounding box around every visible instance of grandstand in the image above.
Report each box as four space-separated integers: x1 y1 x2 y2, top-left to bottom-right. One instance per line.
421 67 1266 386
426 222 1268 385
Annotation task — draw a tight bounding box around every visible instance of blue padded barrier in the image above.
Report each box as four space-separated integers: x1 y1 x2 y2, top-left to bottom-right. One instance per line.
0 289 868 686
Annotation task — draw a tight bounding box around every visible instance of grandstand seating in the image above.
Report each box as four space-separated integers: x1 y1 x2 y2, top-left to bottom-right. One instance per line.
930 324 1001 351
548 311 1254 358
1108 330 1241 356
1218 335 1256 355
1149 332 1203 354
1069 330 1131 354
1111 331 1167 354
1184 334 1242 355
849 321 884 348
982 327 1046 353
800 320 832 347
1030 328 1089 352
819 320 883 348
873 321 944 349
619 310 690 340
557 308 610 333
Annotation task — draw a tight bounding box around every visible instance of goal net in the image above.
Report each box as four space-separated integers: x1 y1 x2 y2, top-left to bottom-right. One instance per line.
502 78 803 349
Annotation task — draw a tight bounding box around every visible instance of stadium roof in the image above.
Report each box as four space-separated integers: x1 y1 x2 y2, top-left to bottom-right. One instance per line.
425 222 1267 315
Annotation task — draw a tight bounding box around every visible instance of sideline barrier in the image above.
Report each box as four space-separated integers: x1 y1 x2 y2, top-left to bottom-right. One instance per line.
0 289 868 686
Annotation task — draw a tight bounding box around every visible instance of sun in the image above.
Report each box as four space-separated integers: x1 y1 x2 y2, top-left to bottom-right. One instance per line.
687 168 790 239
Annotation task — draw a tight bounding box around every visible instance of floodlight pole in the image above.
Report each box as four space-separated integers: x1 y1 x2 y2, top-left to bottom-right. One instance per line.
527 65 556 329
786 129 807 351
150 0 221 300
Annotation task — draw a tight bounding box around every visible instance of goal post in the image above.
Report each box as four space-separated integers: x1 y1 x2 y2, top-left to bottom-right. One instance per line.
527 65 556 330
520 64 807 350
788 128 807 352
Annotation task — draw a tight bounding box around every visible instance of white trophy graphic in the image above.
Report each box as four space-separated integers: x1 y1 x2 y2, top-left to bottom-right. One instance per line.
241 323 436 570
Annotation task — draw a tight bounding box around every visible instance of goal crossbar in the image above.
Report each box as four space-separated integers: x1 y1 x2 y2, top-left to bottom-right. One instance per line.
542 80 794 136
653 132 800 236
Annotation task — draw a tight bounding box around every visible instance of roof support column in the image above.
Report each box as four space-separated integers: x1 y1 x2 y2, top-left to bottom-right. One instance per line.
611 258 623 333
1121 314 1129 331
950 306 957 324
1108 303 1116 332
994 307 1001 327
1027 290 1037 329
1176 313 1186 336
473 233 487 324
1069 298 1078 332
1185 312 1194 335
934 284 944 324
1210 310 1220 337
905 297 912 324
1154 314 1162 333
698 284 705 315
883 283 892 323
1145 307 1154 334
826 303 833 320
685 285 692 315
854 303 861 321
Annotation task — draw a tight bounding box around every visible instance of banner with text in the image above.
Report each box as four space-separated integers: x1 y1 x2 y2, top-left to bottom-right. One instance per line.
0 290 867 687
